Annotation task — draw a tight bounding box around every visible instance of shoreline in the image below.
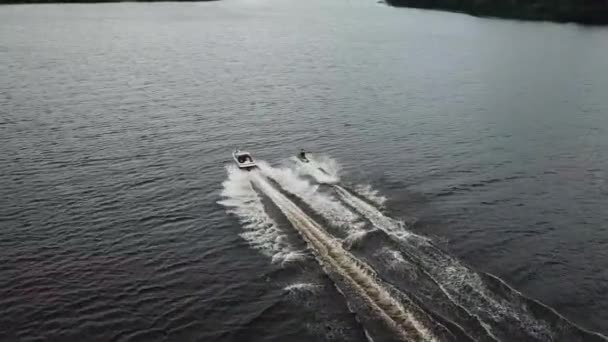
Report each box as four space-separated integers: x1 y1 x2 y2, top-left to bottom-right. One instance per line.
384 0 608 25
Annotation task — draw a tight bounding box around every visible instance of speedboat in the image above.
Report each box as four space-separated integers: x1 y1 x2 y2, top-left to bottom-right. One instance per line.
233 150 257 170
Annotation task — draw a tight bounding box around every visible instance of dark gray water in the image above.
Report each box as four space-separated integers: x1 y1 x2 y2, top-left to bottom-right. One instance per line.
1 0 608 341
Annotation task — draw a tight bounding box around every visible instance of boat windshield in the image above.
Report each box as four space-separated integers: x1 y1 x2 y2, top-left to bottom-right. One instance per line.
238 155 252 163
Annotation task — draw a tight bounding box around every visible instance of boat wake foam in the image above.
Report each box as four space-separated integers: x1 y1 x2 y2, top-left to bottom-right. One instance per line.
334 185 414 241
259 161 367 237
251 170 442 341
281 156 608 342
353 183 388 208
221 157 608 342
284 282 322 294
290 153 341 184
218 165 305 265
332 184 559 340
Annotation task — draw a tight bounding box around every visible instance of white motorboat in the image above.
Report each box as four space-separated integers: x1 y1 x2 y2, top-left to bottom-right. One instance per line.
233 150 257 170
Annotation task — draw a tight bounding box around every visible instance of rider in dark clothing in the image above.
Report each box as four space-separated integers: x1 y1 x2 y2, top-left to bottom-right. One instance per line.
299 149 307 160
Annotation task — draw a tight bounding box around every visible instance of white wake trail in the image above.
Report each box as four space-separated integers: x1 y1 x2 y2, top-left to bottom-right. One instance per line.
218 165 304 265
250 171 438 342
334 185 416 241
290 155 387 210
353 184 388 208
290 154 341 184
333 184 550 340
259 162 366 237
284 156 602 340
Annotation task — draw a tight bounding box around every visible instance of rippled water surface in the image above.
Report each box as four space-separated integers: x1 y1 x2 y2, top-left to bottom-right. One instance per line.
1 0 608 341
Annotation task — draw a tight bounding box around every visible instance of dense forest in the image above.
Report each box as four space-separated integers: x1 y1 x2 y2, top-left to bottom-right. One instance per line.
385 0 608 24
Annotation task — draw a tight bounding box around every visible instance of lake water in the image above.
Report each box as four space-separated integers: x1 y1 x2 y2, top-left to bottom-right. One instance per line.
1 0 607 341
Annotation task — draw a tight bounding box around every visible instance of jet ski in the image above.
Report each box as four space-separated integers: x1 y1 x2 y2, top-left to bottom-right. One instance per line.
233 150 257 170
297 149 310 163
297 149 332 177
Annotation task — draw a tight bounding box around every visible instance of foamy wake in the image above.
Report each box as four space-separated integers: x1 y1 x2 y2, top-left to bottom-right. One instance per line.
278 159 549 339
258 162 366 237
374 247 415 273
218 165 304 265
290 155 386 209
332 184 551 340
334 185 415 241
251 172 439 341
353 184 387 208
284 282 322 293
220 158 573 341
290 153 341 184
413 247 551 340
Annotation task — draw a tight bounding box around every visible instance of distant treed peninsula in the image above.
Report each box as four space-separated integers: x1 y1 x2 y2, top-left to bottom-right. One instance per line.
384 0 608 25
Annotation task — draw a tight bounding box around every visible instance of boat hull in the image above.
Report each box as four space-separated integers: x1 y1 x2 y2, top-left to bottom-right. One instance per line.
233 151 257 170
